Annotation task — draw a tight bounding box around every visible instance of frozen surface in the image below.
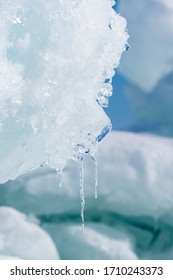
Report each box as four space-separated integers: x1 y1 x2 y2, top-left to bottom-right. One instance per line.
43 223 138 260
0 207 59 259
118 0 173 91
0 0 127 183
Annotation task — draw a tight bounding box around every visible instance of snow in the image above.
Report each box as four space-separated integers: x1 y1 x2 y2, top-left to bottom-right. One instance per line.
0 0 128 184
118 0 173 91
43 223 138 260
0 207 59 259
0 255 20 260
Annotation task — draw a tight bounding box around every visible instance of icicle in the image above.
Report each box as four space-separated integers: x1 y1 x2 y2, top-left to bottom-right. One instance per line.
91 156 98 199
79 158 85 234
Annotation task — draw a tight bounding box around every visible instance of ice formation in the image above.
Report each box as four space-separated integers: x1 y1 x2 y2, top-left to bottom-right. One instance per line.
0 0 128 184
1 132 173 259
2 131 173 222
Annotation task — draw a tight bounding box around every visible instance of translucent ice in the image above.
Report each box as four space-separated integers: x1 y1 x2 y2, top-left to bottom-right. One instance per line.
0 0 128 183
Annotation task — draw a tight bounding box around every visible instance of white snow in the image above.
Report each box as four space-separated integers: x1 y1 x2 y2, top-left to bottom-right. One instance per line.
0 0 128 183
0 207 59 259
0 255 20 260
43 223 138 260
118 0 173 91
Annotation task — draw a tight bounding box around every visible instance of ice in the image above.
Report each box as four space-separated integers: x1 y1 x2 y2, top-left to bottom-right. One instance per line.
43 223 138 260
2 131 173 222
118 0 173 91
91 156 98 199
0 0 128 184
0 206 59 259
1 132 173 258
79 158 85 233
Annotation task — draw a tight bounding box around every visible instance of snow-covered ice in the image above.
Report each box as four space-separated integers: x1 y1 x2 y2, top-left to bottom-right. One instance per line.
0 0 128 183
0 207 59 259
43 223 138 260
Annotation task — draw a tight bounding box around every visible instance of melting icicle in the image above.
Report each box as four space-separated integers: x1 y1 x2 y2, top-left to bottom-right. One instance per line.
91 156 98 199
79 158 85 234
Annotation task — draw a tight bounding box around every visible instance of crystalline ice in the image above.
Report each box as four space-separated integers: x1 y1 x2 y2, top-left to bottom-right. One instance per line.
0 0 128 183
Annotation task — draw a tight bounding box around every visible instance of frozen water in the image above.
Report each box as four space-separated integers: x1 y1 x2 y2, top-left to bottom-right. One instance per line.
0 207 59 259
0 0 128 183
79 158 85 233
1 132 173 259
2 131 173 223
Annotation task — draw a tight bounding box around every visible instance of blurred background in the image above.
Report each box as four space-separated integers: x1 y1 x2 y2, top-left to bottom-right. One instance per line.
0 0 173 260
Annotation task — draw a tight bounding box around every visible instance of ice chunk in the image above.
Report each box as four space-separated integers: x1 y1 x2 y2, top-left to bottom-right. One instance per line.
43 223 138 260
0 0 128 183
0 207 59 259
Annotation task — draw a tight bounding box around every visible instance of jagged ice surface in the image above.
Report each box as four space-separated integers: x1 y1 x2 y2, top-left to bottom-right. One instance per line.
0 0 128 183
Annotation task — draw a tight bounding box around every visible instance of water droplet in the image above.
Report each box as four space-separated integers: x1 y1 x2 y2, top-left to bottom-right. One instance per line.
79 158 85 234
